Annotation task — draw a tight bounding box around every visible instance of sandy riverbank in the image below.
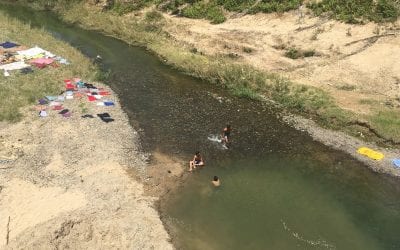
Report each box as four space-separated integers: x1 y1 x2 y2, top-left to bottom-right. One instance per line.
0 82 173 249
282 114 400 177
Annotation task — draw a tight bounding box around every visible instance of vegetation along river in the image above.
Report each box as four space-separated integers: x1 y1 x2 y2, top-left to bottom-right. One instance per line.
2 4 400 250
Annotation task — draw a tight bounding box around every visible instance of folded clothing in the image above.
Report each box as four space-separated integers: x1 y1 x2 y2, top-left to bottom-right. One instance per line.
0 42 19 49
88 96 96 102
49 101 61 106
46 96 58 101
58 109 69 115
97 113 114 123
65 83 75 90
104 101 115 106
0 61 30 71
31 58 54 65
99 91 111 96
20 67 33 74
52 105 63 110
62 112 72 118
38 98 48 105
84 83 96 89
39 110 48 117
16 47 55 59
81 114 95 118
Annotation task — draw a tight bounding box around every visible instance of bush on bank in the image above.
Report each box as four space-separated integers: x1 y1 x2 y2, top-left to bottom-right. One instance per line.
7 0 400 144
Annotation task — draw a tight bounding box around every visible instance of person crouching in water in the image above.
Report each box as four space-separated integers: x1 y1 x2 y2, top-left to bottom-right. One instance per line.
189 151 204 172
221 124 231 147
212 176 221 187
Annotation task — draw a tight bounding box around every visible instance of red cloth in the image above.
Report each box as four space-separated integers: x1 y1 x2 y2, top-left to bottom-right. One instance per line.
99 91 111 96
88 96 96 102
34 63 47 69
65 83 75 90
63 79 71 84
52 105 63 110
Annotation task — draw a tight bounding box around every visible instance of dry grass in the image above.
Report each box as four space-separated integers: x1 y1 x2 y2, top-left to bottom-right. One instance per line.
0 13 98 122
9 1 400 146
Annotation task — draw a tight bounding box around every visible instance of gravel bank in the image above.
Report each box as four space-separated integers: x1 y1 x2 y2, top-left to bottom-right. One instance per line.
0 82 173 249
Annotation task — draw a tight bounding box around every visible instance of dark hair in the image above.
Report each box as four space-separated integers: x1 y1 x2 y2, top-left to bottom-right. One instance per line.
213 176 219 181
195 151 200 155
227 124 231 129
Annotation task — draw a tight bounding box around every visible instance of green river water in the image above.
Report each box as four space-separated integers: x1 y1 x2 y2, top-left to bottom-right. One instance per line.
1 4 400 249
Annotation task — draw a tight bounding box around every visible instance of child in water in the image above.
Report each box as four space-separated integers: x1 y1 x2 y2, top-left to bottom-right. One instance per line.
189 151 204 172
212 176 221 187
221 124 231 147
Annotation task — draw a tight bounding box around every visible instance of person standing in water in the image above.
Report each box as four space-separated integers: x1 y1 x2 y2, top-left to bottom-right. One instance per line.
189 151 205 172
221 124 231 147
212 176 221 187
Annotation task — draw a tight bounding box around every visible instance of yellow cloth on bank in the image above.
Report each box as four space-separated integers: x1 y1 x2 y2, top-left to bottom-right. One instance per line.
357 147 384 160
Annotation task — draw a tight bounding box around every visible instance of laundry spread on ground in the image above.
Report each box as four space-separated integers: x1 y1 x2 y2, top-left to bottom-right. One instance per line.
2 40 116 124
0 41 68 76
34 77 116 124
16 46 55 59
0 61 30 71
357 147 384 161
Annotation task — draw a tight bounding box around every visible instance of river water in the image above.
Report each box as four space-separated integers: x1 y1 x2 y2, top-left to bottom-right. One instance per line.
2 4 400 249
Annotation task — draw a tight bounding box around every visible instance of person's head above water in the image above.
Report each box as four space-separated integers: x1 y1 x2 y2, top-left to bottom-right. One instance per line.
213 176 219 181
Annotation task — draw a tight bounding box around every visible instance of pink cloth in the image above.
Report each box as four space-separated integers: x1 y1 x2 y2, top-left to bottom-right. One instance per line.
30 58 54 65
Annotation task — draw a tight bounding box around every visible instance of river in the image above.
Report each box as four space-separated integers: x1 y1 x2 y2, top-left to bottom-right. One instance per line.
1 4 400 249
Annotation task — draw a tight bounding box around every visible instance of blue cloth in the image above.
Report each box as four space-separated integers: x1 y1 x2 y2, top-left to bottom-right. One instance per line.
38 98 48 105
46 96 57 101
0 41 19 49
393 159 400 168
104 101 115 106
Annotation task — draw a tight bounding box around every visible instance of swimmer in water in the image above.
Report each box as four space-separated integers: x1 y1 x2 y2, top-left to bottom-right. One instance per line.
212 176 220 187
221 124 231 147
189 151 204 172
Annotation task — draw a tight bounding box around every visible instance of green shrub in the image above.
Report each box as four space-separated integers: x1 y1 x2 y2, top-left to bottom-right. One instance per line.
182 2 226 24
112 2 136 15
369 110 400 142
285 48 301 59
308 0 399 23
285 48 316 59
216 0 256 12
249 0 302 13
303 49 315 57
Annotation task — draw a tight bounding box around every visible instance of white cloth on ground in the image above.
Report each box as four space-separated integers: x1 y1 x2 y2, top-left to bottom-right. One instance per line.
0 61 30 71
16 47 55 59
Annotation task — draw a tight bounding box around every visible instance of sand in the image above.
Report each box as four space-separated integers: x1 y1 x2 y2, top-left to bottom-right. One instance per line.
0 83 173 249
163 11 400 114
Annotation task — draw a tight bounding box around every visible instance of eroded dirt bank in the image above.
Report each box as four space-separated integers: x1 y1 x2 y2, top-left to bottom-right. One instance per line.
0 85 173 249
165 12 400 114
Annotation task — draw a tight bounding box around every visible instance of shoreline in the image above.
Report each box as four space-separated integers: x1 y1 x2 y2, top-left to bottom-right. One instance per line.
0 12 174 248
282 114 400 177
0 82 174 249
2 2 400 248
